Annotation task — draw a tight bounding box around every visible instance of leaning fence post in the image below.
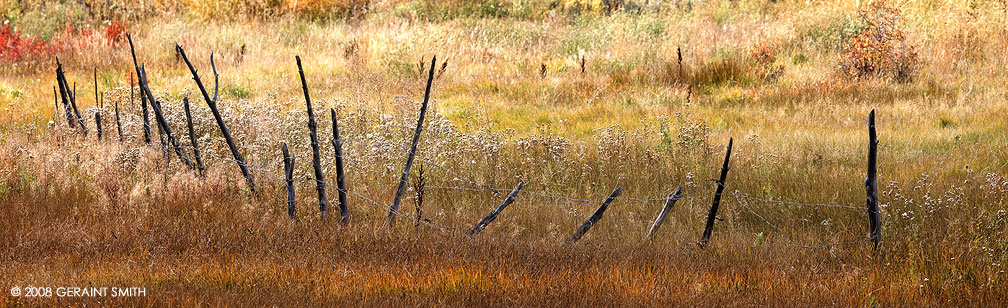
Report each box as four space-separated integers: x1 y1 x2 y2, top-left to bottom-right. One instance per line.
389 55 437 227
866 110 882 253
138 66 194 170
54 59 86 134
296 56 329 220
69 82 87 135
184 97 205 176
648 186 683 240
55 66 73 127
283 143 296 219
176 45 256 193
566 186 622 244
699 138 732 249
468 181 524 236
138 76 151 144
55 69 75 128
330 108 349 223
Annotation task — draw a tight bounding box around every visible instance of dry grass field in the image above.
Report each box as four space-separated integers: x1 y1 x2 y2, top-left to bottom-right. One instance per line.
1 0 1007 306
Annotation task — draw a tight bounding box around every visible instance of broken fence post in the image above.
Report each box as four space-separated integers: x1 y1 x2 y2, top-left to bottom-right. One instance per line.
138 66 195 170
866 110 882 253
93 67 102 140
69 82 86 135
139 77 151 144
283 143 296 219
566 186 622 244
330 108 349 223
176 45 256 193
648 186 683 240
296 56 329 220
468 181 524 236
54 61 74 128
114 101 123 143
95 111 102 140
54 59 87 135
184 97 205 176
699 138 733 249
389 55 437 227
52 86 58 123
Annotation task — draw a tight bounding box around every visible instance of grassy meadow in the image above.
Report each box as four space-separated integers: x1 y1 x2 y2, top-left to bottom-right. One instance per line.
1 0 1007 305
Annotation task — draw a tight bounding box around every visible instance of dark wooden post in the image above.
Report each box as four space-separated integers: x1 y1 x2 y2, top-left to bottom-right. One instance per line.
114 101 123 142
52 86 58 123
176 45 256 192
138 66 195 170
54 59 87 134
184 97 205 176
699 138 732 249
330 108 349 223
139 79 151 144
389 55 437 227
94 112 103 140
69 82 87 134
55 73 75 127
93 68 102 140
468 181 523 236
283 143 296 219
566 186 622 244
648 186 683 240
296 56 329 220
866 110 881 252
126 36 151 145
677 46 683 81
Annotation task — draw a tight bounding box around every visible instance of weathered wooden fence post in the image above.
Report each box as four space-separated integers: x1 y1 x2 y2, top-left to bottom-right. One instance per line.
93 68 103 140
648 186 683 240
94 112 103 140
54 62 74 128
125 37 151 145
283 143 296 219
699 138 732 249
54 59 87 135
137 66 195 170
468 181 524 236
184 97 205 176
389 55 437 227
866 110 882 252
330 108 349 223
52 86 58 123
566 186 622 244
69 82 87 134
176 45 256 192
140 88 152 144
296 56 329 220
55 76 74 127
114 101 123 142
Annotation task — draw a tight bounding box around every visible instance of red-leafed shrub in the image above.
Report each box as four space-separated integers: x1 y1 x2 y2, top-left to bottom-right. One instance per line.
104 19 127 45
52 23 93 52
0 24 56 63
749 42 784 82
839 2 920 83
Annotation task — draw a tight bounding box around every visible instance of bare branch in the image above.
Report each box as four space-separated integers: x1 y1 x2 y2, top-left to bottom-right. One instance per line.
210 52 219 103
